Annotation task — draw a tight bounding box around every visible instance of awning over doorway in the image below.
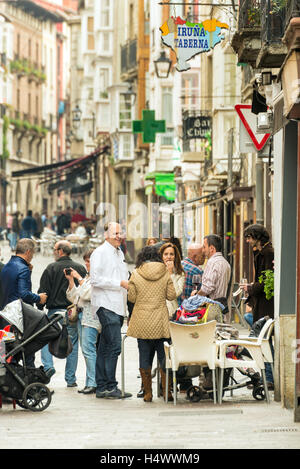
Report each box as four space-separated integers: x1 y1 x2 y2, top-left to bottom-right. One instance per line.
145 172 176 201
11 146 109 196
9 0 69 22
12 146 108 181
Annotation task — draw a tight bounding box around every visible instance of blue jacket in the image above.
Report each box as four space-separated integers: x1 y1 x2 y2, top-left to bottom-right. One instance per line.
0 256 40 308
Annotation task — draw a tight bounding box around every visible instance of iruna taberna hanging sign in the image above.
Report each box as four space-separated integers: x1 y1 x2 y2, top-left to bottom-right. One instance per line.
160 17 229 72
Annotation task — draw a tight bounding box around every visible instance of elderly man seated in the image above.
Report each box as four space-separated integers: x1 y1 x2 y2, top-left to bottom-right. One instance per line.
179 242 205 306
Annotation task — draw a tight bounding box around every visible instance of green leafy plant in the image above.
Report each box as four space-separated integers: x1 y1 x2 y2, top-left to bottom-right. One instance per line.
271 0 287 13
1 115 10 159
22 120 31 130
247 7 261 27
10 59 47 83
9 117 48 137
259 269 274 300
200 130 212 160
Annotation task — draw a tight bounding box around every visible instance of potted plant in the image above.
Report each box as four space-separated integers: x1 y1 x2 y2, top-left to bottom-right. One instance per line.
259 269 274 300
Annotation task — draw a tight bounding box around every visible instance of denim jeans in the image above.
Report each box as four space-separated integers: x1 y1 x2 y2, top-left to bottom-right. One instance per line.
95 307 123 392
244 313 253 327
137 338 165 370
40 308 79 385
7 232 18 250
265 339 274 384
77 313 98 388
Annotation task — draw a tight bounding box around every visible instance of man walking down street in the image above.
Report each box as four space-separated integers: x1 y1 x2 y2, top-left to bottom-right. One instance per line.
179 243 205 305
90 222 132 399
20 210 37 239
38 240 86 385
0 238 47 365
194 234 231 300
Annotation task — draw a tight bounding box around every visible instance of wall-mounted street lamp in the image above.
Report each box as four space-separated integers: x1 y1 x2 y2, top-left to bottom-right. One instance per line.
154 50 172 79
72 105 96 139
121 83 136 105
72 104 82 129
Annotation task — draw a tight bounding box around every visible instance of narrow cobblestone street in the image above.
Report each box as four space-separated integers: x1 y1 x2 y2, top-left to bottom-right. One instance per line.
1 247 300 450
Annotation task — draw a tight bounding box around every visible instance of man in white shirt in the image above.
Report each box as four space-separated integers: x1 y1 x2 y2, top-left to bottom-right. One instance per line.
90 222 132 399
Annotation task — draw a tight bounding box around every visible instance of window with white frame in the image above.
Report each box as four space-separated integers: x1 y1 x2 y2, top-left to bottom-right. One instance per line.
119 94 132 130
224 53 236 106
99 68 109 99
181 73 199 111
100 0 111 27
87 16 94 50
101 31 110 52
121 134 132 159
161 86 174 146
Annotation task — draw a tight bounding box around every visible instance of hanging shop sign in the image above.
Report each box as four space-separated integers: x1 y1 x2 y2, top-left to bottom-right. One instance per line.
160 17 229 72
183 115 212 140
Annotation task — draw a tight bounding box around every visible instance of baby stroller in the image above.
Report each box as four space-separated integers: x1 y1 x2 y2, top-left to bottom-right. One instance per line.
0 300 63 412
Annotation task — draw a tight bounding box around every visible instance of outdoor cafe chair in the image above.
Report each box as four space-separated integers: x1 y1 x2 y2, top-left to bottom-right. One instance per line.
164 320 218 405
216 329 271 404
238 318 275 377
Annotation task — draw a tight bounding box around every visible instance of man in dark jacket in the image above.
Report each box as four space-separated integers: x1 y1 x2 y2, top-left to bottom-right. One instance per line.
0 238 47 309
0 238 47 365
56 211 69 236
38 240 86 386
21 210 37 239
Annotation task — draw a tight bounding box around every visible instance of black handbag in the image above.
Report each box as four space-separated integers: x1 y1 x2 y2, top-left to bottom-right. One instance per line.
48 323 73 359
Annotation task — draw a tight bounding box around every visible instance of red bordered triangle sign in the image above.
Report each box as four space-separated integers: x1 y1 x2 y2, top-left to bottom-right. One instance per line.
235 104 270 151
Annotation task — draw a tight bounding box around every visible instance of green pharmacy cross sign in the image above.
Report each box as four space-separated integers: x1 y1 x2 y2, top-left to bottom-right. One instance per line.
132 110 166 143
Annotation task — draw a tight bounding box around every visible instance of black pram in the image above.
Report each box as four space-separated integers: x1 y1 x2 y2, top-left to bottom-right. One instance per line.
0 300 63 411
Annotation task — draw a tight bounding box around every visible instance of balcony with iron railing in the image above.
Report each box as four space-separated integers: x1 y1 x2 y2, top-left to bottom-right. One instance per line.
120 38 137 81
256 0 288 67
231 0 299 68
231 0 262 67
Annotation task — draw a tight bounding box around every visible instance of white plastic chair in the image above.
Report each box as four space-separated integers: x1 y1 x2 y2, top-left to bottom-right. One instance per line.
216 325 272 404
164 320 218 405
239 318 275 375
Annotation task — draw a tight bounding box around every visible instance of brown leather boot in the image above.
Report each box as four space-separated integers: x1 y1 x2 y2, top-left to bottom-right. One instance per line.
160 368 173 402
139 368 152 402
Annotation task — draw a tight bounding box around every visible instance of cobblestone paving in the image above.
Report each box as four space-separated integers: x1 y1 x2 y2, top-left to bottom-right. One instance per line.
1 245 300 449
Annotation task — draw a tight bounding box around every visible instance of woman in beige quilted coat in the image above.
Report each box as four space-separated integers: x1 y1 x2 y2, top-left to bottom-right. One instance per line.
127 245 176 402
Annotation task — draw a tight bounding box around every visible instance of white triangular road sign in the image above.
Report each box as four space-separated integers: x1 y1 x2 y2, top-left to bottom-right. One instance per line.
235 104 270 151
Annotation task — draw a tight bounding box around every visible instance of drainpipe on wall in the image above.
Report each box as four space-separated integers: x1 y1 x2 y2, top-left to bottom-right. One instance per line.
255 157 264 225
